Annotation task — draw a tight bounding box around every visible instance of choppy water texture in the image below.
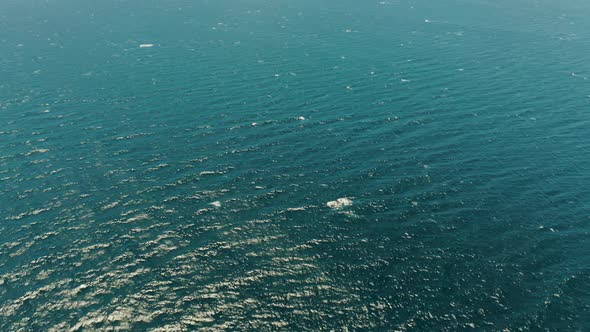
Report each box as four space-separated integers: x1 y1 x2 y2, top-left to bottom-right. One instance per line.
2 0 590 330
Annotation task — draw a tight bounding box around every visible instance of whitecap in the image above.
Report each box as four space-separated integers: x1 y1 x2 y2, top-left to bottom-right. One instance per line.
327 197 353 209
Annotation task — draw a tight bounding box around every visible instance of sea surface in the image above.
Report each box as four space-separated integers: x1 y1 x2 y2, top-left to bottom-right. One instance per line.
2 0 590 330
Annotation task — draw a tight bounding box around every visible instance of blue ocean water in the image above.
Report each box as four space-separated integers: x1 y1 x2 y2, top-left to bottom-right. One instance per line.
2 0 590 330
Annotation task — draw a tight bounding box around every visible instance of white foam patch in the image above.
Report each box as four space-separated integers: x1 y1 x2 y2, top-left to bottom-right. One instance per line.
326 198 353 209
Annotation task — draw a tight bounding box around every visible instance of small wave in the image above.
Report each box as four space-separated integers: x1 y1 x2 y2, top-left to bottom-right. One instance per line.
25 149 50 156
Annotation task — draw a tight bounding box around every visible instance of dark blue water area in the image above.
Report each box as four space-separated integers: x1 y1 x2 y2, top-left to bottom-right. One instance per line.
2 0 590 330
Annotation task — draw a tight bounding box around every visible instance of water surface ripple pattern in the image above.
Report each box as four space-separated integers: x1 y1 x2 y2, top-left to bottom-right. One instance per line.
2 0 590 330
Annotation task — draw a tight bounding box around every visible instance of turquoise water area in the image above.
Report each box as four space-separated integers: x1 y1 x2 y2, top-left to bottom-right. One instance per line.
2 0 590 330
